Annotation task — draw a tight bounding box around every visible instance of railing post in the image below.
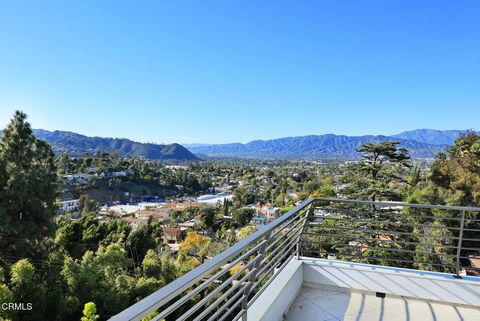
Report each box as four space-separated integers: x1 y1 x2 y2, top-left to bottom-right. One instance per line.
240 231 272 321
296 204 314 259
454 210 466 278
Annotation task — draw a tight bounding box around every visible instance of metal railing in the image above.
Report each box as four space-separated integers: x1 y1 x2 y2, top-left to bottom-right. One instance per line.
110 198 480 321
301 199 480 277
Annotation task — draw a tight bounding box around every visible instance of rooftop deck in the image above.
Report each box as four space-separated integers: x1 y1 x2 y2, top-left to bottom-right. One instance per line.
247 256 479 321
110 198 480 321
286 286 480 321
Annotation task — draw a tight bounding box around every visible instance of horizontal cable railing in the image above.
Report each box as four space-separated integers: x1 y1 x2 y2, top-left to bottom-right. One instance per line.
110 199 314 321
110 198 480 321
300 198 480 277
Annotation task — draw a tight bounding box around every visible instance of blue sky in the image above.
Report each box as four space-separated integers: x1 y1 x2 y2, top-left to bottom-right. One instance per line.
0 1 479 144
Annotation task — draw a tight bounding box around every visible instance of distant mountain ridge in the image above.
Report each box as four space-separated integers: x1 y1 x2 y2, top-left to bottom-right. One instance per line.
393 129 479 146
1 128 475 160
186 129 478 159
0 129 200 161
187 134 448 159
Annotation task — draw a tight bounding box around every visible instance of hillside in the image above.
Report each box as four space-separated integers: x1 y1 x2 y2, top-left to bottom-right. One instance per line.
187 134 447 159
0 129 200 161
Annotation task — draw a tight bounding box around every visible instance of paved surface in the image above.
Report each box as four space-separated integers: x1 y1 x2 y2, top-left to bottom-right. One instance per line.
285 286 480 321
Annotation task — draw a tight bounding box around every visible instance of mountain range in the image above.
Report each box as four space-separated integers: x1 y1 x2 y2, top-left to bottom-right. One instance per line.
187 129 478 160
392 129 478 146
1 128 476 160
0 129 200 161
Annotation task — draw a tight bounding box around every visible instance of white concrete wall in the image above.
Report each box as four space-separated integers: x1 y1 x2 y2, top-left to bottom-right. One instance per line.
301 257 480 306
248 258 303 321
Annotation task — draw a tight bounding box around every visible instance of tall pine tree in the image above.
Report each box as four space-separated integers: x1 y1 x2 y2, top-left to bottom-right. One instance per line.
0 111 57 258
345 141 411 203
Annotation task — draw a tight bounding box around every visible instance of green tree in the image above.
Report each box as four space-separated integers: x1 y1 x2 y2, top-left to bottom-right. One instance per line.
57 153 71 175
0 280 13 320
179 232 211 265
274 193 286 207
308 177 337 198
405 132 480 265
78 195 99 214
234 186 255 206
0 111 57 258
142 249 162 278
346 141 410 203
10 259 47 321
159 249 177 284
125 224 157 263
222 199 230 217
303 180 321 195
231 208 255 227
199 207 217 230
81 302 99 321
237 226 258 240
61 244 135 319
430 132 480 206
133 276 162 302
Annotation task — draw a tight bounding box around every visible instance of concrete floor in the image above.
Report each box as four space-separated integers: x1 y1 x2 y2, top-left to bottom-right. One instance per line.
285 286 480 321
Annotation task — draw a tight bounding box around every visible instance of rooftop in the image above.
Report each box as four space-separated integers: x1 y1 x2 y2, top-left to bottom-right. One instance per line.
163 227 181 234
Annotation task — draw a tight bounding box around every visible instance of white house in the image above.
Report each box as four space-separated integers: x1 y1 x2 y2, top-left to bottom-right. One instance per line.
64 173 94 183
58 199 80 214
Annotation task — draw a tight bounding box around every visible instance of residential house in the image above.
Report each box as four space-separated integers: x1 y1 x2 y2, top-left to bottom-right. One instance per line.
122 217 146 230
64 173 94 183
163 227 184 245
135 207 171 221
58 199 80 214
255 203 280 222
